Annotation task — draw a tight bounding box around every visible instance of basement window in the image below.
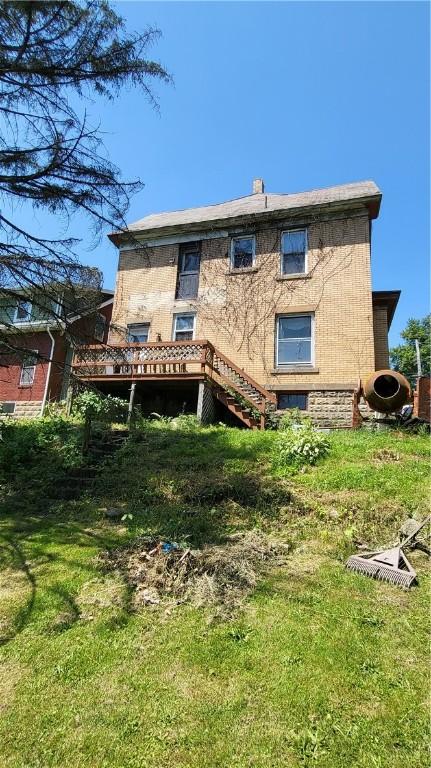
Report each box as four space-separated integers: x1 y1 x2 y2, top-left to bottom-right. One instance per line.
281 229 307 275
278 393 308 410
231 236 255 270
0 402 16 415
20 351 38 386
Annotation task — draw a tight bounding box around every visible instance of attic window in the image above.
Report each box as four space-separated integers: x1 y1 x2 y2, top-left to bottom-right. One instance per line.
231 236 255 270
15 300 32 323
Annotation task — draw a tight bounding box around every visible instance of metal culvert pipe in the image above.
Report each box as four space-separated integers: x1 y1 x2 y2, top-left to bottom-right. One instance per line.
363 369 411 413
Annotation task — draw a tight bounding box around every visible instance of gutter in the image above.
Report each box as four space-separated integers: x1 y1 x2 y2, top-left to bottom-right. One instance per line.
40 328 55 416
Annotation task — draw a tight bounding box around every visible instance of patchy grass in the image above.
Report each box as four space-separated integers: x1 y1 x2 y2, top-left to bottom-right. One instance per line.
0 423 429 767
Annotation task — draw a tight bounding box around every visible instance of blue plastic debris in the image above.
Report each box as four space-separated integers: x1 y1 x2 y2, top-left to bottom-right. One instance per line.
161 541 179 554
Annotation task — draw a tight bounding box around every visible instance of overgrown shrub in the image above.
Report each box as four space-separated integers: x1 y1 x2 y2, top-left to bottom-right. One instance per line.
171 413 201 431
72 391 127 421
0 416 82 479
275 421 330 469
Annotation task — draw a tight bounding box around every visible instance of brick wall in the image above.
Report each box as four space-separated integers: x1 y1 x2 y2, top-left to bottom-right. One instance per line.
110 213 376 393
0 332 52 412
373 305 389 369
413 376 431 422
0 301 113 416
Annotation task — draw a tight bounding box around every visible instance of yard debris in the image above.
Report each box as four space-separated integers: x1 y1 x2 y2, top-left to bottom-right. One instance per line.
99 531 289 615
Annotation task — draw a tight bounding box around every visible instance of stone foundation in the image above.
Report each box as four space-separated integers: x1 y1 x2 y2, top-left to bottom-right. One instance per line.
307 390 354 429
13 401 43 419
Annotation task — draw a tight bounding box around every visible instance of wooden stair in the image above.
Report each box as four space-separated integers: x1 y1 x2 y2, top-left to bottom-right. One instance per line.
204 342 276 430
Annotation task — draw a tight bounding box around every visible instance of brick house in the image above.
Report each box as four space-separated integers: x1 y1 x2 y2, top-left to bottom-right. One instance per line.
0 288 113 418
73 179 400 428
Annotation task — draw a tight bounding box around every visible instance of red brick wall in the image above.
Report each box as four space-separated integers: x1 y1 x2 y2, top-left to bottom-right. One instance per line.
413 376 431 422
0 332 52 404
0 301 113 409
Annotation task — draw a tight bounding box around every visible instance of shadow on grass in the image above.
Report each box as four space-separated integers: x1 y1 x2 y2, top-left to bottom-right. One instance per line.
92 425 305 546
0 424 306 641
0 534 37 646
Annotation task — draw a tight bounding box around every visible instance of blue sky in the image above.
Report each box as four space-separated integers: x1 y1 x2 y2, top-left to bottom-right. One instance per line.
10 1 431 344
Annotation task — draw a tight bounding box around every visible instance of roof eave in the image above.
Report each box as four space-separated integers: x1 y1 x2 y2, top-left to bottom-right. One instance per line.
372 290 401 329
109 193 382 247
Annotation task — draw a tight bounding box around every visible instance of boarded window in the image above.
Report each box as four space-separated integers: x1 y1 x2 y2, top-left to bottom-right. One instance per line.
176 243 200 299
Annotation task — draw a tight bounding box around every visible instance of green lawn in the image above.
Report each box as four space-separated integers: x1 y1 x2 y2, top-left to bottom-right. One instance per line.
0 423 429 767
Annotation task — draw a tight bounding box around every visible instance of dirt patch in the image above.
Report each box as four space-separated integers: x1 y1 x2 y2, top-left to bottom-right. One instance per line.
284 542 330 576
99 531 290 616
372 448 400 463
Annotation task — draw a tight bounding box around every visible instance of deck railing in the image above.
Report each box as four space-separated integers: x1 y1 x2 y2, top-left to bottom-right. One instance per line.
72 339 276 415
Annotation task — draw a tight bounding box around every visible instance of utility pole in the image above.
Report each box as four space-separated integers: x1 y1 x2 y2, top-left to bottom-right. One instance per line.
415 339 422 378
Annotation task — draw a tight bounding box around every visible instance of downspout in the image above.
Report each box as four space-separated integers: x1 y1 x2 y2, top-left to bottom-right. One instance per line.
41 328 55 416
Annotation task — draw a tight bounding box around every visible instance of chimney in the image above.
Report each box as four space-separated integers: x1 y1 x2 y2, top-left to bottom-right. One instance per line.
252 178 264 194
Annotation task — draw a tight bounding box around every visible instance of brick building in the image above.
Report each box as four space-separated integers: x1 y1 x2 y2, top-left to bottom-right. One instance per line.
0 289 113 418
73 180 400 428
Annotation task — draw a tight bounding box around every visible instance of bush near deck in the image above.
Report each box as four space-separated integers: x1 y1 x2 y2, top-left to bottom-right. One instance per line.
0 420 429 768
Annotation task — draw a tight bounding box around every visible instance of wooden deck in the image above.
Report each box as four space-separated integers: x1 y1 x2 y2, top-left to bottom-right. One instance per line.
72 339 276 429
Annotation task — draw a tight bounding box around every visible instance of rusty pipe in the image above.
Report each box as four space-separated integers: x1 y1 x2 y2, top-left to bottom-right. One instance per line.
363 369 411 413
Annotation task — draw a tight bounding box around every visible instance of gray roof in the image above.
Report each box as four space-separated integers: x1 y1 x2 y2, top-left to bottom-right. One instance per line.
116 180 381 240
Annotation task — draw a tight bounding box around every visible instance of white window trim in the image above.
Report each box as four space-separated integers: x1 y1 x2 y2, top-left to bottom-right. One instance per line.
230 234 256 270
276 313 314 367
280 228 308 276
19 349 38 386
172 312 196 341
14 299 33 324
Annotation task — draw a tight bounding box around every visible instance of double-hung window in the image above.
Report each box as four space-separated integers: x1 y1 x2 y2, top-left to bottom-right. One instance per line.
127 323 150 343
281 229 307 275
231 236 255 270
173 313 195 341
15 300 32 323
20 351 38 386
276 314 313 366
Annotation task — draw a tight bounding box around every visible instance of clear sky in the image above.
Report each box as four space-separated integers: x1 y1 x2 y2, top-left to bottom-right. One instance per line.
12 1 431 345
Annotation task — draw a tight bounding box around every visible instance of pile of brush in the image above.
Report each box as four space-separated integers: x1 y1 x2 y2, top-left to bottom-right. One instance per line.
99 531 289 615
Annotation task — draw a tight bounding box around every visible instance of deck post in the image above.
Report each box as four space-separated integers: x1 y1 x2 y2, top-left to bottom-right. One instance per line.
197 381 215 424
127 382 136 426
